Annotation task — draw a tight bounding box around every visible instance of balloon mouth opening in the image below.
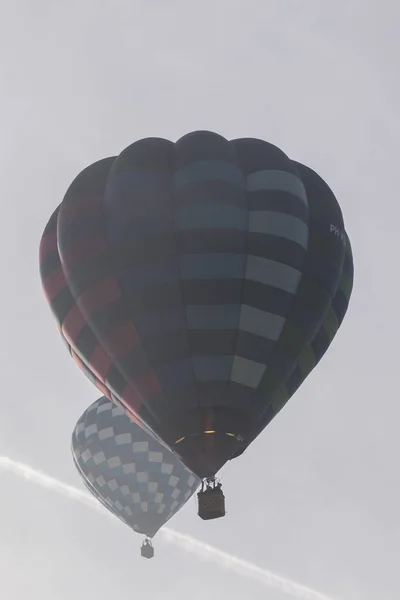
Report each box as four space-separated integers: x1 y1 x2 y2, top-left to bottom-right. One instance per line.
174 431 243 445
171 430 245 479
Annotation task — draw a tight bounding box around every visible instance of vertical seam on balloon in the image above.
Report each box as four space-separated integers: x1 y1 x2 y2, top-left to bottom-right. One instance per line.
255 160 310 422
227 139 252 406
172 140 199 411
101 159 163 426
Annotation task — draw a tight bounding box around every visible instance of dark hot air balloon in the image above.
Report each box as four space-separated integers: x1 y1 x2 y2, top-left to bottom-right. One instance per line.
40 131 354 518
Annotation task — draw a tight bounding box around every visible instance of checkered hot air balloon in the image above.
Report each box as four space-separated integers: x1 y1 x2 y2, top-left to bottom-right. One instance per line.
72 396 200 556
40 131 354 519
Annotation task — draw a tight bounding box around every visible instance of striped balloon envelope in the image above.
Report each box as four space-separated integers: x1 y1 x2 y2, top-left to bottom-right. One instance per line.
40 130 354 481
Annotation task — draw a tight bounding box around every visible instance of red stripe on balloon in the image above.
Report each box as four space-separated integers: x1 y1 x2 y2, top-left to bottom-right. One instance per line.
77 275 121 316
42 267 67 302
133 369 161 399
62 304 86 345
89 345 113 383
94 380 112 400
120 383 142 414
105 321 141 357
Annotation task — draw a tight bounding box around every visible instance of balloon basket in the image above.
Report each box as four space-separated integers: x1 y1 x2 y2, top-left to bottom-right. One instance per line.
141 538 154 559
197 479 226 520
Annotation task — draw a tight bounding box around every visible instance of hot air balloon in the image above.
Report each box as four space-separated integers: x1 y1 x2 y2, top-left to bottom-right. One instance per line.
40 131 354 519
72 396 201 558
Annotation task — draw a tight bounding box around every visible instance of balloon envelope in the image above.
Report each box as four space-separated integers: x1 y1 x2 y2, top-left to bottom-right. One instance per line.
41 131 354 478
72 396 200 537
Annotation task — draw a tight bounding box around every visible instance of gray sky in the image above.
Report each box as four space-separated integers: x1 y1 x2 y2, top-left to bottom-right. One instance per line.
1 1 399 598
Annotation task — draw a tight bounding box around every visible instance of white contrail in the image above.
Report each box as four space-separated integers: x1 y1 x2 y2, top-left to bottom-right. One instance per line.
0 456 334 600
